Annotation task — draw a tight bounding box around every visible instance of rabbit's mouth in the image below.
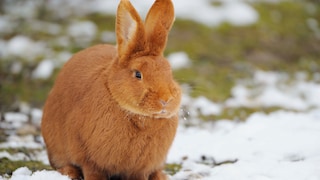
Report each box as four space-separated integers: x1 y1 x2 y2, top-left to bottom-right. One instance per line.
152 109 177 119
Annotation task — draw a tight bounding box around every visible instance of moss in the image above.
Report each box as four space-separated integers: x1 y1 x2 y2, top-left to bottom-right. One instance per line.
0 148 41 156
0 158 51 175
0 148 52 175
165 163 182 175
218 106 285 121
86 13 116 32
168 1 320 105
0 129 7 143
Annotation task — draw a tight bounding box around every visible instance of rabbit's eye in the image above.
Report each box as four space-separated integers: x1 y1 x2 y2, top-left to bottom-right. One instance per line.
134 70 142 80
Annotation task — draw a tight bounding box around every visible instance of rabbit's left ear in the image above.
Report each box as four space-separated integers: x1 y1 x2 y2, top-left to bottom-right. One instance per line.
116 0 146 63
145 0 175 56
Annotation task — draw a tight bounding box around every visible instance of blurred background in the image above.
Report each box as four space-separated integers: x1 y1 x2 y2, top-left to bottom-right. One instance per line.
0 0 319 175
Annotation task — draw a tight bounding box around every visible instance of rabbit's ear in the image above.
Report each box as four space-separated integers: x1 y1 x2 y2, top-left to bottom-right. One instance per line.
116 0 146 63
145 0 175 56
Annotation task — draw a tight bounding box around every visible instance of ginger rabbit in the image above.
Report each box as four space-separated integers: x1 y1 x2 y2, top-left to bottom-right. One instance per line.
41 0 181 179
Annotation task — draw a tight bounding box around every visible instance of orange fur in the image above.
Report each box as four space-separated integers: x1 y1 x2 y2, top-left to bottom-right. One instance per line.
41 0 181 180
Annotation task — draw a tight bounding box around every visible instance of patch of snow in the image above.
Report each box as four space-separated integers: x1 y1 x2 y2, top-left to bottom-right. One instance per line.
67 21 97 45
180 94 222 125
193 96 222 116
4 112 28 128
256 85 307 110
0 151 28 161
10 167 70 180
226 70 320 110
31 108 43 126
56 51 72 64
169 110 320 179
172 160 212 180
11 167 32 178
0 135 43 149
220 0 259 26
33 150 50 165
5 36 47 61
94 0 258 27
296 81 320 107
19 102 31 115
167 52 191 70
32 59 55 80
253 70 288 85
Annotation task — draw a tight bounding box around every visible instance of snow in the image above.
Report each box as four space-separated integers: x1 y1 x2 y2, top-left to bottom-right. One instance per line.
9 167 69 180
226 71 320 110
0 135 43 149
167 52 191 70
169 110 320 179
193 96 222 116
32 59 55 80
0 151 28 162
4 113 28 129
67 21 97 45
172 0 258 26
94 0 258 26
8 0 257 27
180 94 222 125
30 108 43 126
4 36 47 61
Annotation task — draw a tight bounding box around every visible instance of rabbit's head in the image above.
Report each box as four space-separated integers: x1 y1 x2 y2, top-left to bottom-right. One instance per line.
107 0 181 119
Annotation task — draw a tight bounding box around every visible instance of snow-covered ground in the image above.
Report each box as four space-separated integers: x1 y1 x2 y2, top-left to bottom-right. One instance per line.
170 110 320 180
2 71 320 180
2 69 320 180
1 0 320 180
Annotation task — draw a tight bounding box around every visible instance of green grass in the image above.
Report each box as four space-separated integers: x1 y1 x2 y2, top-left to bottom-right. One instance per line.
0 148 51 175
0 158 51 175
166 1 320 104
165 163 182 176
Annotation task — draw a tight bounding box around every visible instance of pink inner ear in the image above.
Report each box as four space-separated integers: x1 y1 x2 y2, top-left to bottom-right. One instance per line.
116 0 146 62
119 10 138 42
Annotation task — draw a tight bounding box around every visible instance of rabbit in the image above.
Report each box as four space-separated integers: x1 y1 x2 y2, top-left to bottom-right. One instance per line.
41 0 181 179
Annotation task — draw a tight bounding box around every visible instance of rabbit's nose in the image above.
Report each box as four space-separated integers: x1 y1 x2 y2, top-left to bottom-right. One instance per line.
160 97 172 107
160 100 167 107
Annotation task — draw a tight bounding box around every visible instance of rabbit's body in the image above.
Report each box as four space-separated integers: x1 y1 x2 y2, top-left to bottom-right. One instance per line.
42 45 178 179
42 0 181 179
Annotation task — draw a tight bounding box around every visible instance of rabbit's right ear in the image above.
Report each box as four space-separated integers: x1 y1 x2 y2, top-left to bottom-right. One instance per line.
116 0 146 63
145 0 175 56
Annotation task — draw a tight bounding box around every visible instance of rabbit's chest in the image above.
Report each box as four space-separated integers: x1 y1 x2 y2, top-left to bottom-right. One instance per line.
85 112 178 173
116 123 168 162
91 119 173 173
